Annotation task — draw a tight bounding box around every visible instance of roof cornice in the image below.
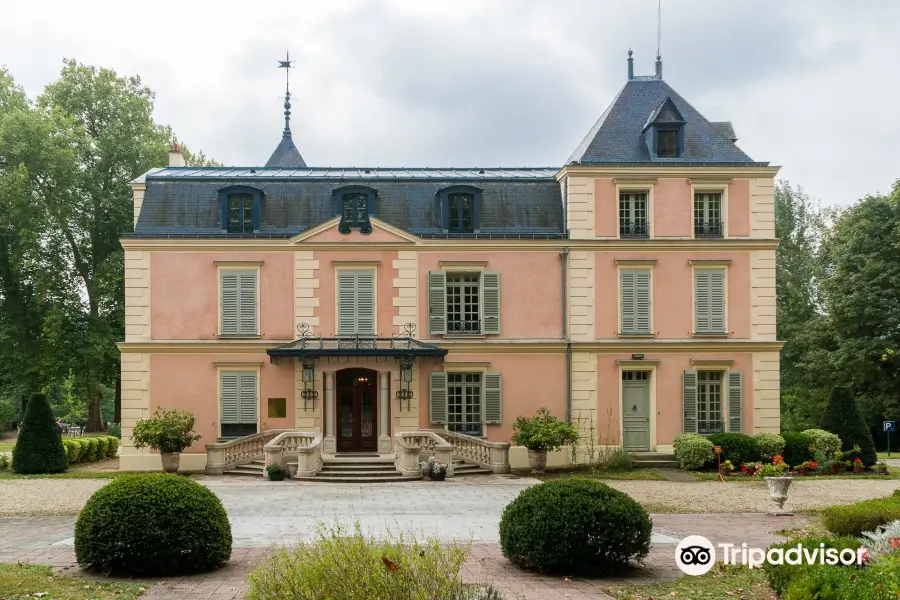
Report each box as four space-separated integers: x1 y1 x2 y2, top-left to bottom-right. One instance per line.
556 164 781 181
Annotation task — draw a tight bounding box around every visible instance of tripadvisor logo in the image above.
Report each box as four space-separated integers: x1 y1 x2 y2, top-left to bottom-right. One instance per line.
675 535 868 575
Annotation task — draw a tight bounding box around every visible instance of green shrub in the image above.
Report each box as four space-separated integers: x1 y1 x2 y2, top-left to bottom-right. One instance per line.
82 437 99 462
133 407 201 454
596 446 633 472
781 432 815 466
247 522 478 600
107 423 121 439
75 473 231 576
707 432 760 465
780 555 900 600
762 535 861 596
511 408 578 453
93 437 109 459
673 433 715 470
0 454 10 471
754 433 785 460
106 436 119 458
12 393 67 474
499 478 651 576
820 386 877 466
801 429 842 456
61 440 77 464
821 497 900 536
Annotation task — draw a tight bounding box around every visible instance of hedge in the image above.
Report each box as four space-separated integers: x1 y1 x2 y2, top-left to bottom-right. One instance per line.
63 436 119 466
707 432 761 466
12 393 67 474
672 433 715 470
780 431 815 466
821 496 900 536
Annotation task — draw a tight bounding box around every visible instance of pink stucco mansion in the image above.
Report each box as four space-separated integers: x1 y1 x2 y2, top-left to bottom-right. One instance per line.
118 53 781 473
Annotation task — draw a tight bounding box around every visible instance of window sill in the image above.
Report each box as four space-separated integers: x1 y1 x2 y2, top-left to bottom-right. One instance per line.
443 334 487 340
691 332 729 338
617 332 655 338
217 334 261 340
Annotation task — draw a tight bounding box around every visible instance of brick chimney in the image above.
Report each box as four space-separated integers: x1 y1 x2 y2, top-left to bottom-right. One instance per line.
168 142 186 167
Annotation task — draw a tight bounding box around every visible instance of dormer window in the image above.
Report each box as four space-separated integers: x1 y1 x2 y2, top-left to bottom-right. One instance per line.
657 129 679 157
333 186 375 234
437 185 482 234
219 186 262 233
643 96 685 160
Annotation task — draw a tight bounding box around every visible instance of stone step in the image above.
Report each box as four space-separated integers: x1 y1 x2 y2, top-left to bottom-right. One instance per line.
453 466 494 476
633 460 678 469
224 465 264 476
314 469 404 477
630 452 676 460
322 464 398 472
295 475 419 483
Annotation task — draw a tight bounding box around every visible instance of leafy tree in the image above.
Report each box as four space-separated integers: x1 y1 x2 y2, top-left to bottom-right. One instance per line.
820 386 877 466
12 393 67 474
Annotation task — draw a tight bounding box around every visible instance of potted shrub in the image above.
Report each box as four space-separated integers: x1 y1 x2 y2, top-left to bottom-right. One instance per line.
266 463 286 481
877 461 889 475
422 457 447 481
719 460 735 476
828 451 843 474
511 407 579 472
853 457 865 473
132 407 201 473
757 455 793 515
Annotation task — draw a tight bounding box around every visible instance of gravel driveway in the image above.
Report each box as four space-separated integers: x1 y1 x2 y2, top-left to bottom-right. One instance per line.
1 476 898 517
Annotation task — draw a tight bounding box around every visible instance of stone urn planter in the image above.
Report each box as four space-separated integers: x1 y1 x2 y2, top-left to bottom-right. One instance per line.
429 469 447 482
527 450 548 473
764 476 793 516
160 452 180 473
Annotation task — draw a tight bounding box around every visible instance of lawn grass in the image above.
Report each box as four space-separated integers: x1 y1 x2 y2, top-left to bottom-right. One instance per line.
878 451 899 459
529 467 667 482
692 470 900 481
0 440 14 452
603 563 775 599
0 471 127 480
0 563 145 599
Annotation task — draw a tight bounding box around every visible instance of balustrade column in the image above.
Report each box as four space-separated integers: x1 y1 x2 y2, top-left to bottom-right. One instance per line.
324 371 335 453
378 371 390 452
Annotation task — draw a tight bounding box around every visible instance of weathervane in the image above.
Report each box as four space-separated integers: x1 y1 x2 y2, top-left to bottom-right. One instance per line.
278 50 295 136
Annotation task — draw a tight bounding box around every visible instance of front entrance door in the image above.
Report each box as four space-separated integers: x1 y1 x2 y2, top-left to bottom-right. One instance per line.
336 369 377 452
622 371 650 451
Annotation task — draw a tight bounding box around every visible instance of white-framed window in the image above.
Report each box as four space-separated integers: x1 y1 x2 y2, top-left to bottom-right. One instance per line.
428 271 500 335
694 268 726 334
220 370 258 437
429 371 502 431
697 371 724 434
447 373 483 436
337 270 375 335
694 192 723 238
619 268 652 334
619 192 649 238
219 268 258 336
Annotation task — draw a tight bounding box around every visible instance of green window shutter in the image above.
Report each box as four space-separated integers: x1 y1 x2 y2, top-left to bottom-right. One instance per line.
221 372 240 424
695 271 710 333
635 270 651 333
428 271 447 335
727 371 742 433
337 271 357 335
709 270 725 333
429 372 448 424
683 370 698 434
220 272 239 334
238 270 258 335
238 373 258 424
355 271 375 335
481 271 500 334
620 270 636 333
483 372 502 424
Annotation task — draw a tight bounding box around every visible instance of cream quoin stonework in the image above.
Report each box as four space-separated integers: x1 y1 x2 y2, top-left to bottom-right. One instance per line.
117 53 781 471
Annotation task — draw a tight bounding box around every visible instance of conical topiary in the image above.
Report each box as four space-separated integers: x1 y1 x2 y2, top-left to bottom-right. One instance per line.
820 386 877 466
12 393 68 474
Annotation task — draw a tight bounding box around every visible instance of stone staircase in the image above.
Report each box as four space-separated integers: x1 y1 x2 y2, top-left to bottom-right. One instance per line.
223 454 493 482
630 451 677 469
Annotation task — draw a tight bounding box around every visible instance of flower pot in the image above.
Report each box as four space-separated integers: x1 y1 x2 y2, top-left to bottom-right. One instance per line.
854 466 865 473
429 469 446 482
799 466 808 475
764 476 793 516
527 450 548 473
160 452 180 473
878 468 889 475
268 471 286 481
830 464 841 475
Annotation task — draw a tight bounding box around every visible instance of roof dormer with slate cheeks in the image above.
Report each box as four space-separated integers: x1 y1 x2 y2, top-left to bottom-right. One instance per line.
642 96 685 160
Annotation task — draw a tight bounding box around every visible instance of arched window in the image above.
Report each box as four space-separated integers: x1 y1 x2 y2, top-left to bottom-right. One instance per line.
333 186 376 234
436 186 482 234
218 185 263 233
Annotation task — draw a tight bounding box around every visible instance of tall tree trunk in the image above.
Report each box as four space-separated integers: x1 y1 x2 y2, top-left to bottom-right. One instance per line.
87 389 104 432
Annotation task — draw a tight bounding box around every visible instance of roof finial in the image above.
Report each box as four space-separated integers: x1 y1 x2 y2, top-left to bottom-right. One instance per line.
655 0 663 79
278 50 295 137
627 48 634 80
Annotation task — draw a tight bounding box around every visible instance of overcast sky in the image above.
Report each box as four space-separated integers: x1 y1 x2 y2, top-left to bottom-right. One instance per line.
2 0 898 206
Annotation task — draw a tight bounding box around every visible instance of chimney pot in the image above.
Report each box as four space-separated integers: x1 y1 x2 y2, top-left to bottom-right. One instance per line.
627 49 634 80
655 53 663 79
168 144 186 168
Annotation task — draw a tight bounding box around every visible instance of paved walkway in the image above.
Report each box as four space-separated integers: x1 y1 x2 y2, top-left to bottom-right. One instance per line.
0 479 811 600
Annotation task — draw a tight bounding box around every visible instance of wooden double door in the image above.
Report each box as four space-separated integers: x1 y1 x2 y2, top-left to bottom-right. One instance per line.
336 368 378 452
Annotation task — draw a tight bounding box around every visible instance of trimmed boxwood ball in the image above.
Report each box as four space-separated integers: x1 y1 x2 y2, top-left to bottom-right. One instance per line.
75 473 232 576
12 393 67 474
499 478 651 576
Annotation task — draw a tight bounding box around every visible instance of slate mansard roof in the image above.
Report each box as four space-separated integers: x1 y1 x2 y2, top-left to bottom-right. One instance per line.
131 168 565 238
567 77 767 166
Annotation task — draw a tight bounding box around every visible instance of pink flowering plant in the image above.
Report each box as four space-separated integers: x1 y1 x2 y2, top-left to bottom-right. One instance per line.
421 456 447 478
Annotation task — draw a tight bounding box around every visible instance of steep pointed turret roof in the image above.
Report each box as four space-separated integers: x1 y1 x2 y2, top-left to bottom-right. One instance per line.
266 133 306 168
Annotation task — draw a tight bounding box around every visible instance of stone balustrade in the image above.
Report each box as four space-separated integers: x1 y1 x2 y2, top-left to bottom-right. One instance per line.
394 431 454 478
437 430 511 474
264 431 323 478
205 429 291 475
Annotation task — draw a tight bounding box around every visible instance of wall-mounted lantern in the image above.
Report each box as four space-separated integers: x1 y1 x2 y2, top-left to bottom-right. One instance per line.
300 356 318 410
395 354 414 411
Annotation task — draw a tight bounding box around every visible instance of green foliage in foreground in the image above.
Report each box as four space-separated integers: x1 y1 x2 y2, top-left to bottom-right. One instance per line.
605 563 772 600
821 496 900 536
0 563 145 599
248 521 497 600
